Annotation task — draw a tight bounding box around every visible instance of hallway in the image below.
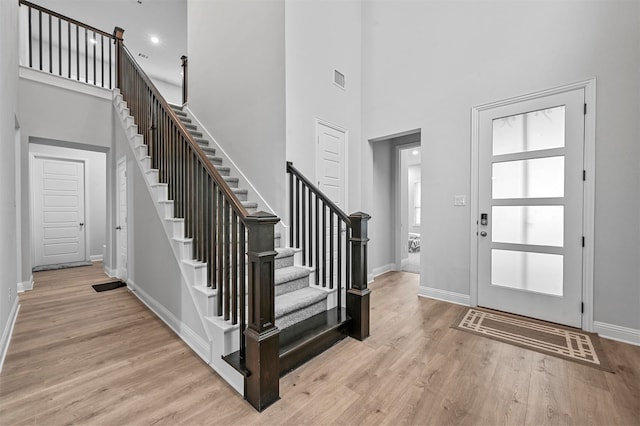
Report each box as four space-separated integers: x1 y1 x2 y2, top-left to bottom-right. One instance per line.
1 264 638 424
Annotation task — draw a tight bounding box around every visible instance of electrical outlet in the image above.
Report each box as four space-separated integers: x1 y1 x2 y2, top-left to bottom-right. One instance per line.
8 288 12 303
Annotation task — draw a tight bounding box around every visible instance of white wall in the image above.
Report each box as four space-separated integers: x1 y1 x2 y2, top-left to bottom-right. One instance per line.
362 0 640 330
29 141 107 261
187 0 286 218
0 0 20 368
18 72 112 283
285 0 363 216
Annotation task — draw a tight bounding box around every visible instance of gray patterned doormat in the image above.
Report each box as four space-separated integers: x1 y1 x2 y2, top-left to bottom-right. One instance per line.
453 308 613 372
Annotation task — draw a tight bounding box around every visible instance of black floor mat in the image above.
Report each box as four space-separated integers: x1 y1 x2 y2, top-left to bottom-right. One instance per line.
92 281 126 292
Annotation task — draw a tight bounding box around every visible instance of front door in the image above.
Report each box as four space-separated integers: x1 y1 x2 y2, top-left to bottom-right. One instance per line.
477 88 585 328
32 156 86 266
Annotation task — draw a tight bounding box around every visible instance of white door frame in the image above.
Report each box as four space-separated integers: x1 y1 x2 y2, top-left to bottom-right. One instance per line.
30 152 90 266
470 79 596 331
394 142 421 271
315 118 348 212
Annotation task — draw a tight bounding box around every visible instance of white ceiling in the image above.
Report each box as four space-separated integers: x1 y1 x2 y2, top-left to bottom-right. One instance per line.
36 0 187 87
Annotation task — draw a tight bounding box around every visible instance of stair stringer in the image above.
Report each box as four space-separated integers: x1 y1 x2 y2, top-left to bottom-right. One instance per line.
113 90 243 395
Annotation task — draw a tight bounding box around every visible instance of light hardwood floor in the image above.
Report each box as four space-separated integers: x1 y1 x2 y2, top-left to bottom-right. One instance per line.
1 263 638 425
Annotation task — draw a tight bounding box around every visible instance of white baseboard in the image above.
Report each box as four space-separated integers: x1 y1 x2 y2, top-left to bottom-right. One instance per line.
104 266 118 278
17 275 33 293
367 273 374 284
0 298 20 373
418 286 470 306
372 263 396 278
127 280 211 363
594 321 640 346
90 255 103 262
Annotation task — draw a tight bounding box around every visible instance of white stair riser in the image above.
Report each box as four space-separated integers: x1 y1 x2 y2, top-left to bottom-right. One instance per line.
136 144 147 159
173 238 193 260
152 183 168 201
193 284 217 316
167 219 184 237
206 317 240 356
141 156 152 170
145 169 159 185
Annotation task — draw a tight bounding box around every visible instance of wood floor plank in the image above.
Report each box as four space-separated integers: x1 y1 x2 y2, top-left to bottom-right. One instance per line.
1 266 639 425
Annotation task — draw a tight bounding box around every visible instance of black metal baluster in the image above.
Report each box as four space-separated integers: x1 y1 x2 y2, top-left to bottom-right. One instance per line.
38 10 42 70
67 22 70 78
322 202 327 287
308 187 313 267
289 169 294 248
315 195 319 286
28 7 32 67
337 218 342 311
58 18 61 75
93 31 96 85
232 212 238 324
295 177 300 249
330 212 334 290
101 35 104 87
217 188 223 313
224 200 230 321
75 25 78 80
239 221 246 359
301 182 306 266
48 14 52 73
84 27 88 82
346 226 351 290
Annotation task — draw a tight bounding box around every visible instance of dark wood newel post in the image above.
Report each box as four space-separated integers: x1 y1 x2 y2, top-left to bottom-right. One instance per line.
348 211 371 340
181 55 188 105
113 26 124 88
244 211 280 412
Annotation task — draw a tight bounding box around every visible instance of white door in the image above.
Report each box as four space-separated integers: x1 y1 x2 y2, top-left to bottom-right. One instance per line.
317 122 346 209
477 88 585 328
316 121 347 289
32 156 86 266
116 158 128 280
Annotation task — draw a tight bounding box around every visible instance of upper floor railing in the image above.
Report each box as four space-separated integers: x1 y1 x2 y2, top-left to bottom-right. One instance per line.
18 0 116 89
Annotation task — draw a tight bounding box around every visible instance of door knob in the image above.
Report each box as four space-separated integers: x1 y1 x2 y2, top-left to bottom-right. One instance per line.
79 222 84 227
480 231 487 237
116 226 122 230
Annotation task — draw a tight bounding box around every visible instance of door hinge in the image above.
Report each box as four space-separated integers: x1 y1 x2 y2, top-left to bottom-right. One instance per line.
583 170 586 181
581 302 584 313
582 236 585 247
584 103 587 115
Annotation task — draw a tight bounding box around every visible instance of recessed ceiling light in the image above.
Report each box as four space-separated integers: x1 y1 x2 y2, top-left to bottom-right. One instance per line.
150 36 159 44
412 150 419 155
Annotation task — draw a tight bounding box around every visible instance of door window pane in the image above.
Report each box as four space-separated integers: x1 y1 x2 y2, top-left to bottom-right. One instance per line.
492 206 564 247
492 156 564 199
491 249 563 296
493 106 565 155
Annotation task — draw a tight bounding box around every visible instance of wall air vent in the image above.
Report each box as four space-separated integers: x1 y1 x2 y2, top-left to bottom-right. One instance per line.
138 52 149 59
334 69 345 89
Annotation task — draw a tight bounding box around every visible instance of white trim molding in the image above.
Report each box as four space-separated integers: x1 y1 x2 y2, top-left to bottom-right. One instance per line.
127 280 211 364
372 263 396 278
418 286 470 306
469 79 596 331
19 66 112 100
0 298 20 373
90 255 103 262
594 322 640 346
17 275 33 293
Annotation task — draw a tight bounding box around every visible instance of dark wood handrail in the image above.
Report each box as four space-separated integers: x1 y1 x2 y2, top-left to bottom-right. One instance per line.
19 0 114 39
286 161 351 225
120 44 249 219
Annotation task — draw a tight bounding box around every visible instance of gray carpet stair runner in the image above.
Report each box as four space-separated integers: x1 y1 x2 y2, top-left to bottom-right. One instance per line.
170 104 328 331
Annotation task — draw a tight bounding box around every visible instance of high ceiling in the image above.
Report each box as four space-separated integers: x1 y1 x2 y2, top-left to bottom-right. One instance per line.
34 0 187 88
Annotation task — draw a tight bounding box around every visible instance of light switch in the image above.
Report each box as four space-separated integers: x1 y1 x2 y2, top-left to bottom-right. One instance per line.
454 195 466 206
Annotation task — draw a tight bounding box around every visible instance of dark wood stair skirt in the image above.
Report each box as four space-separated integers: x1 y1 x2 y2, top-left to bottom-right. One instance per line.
223 307 351 378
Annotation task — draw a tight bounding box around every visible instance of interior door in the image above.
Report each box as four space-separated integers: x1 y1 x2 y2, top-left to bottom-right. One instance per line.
477 88 585 328
117 158 128 280
32 156 86 266
316 121 347 288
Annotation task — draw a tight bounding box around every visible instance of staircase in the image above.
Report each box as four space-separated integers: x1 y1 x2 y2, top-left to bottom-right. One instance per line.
171 105 336 322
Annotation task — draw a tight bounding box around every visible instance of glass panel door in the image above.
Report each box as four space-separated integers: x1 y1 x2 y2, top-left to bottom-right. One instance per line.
477 89 585 328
